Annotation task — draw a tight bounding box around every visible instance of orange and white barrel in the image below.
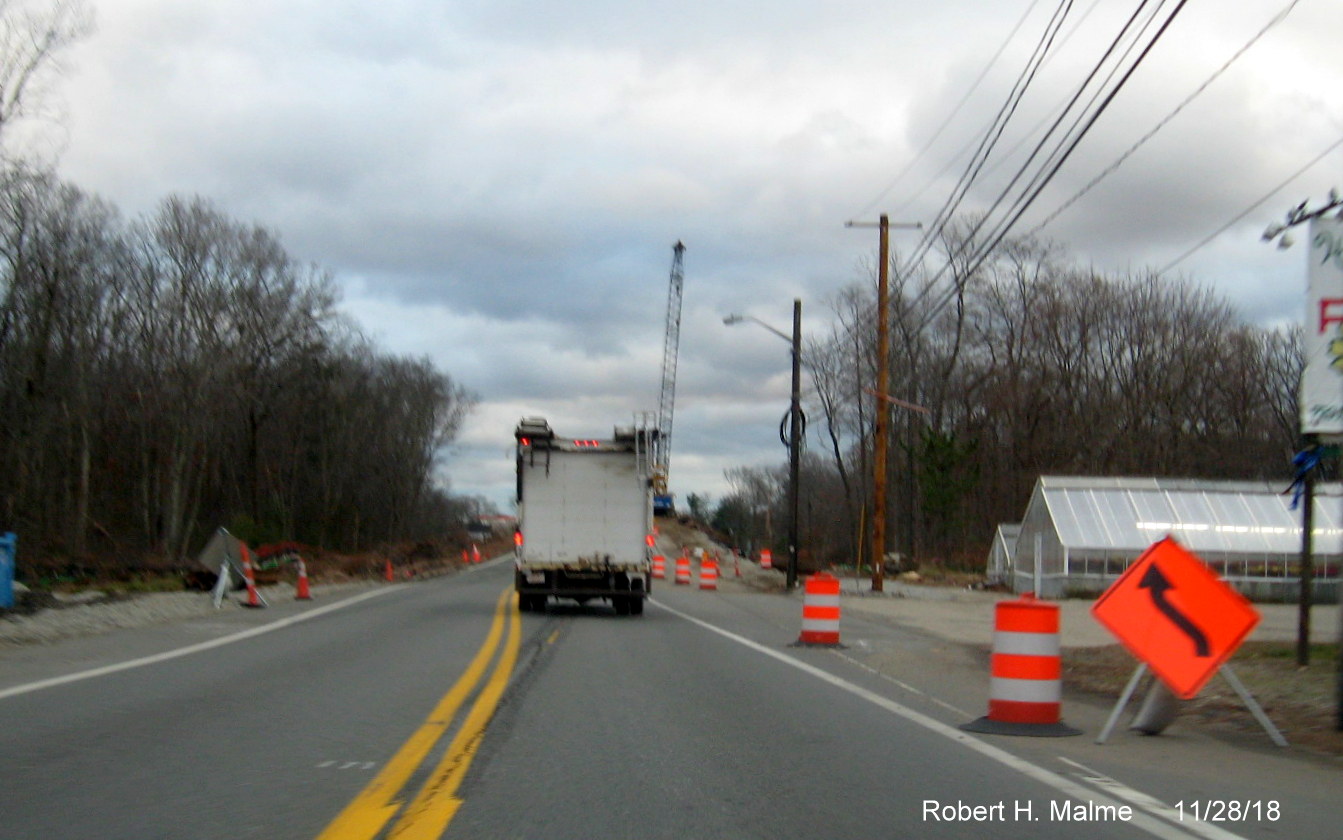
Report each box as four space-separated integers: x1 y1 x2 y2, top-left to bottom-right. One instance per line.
651 555 666 580
760 549 773 570
674 555 692 585
961 594 1080 737
797 572 840 645
699 557 719 590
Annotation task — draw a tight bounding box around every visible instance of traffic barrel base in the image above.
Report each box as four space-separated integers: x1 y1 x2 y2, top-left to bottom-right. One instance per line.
960 594 1080 737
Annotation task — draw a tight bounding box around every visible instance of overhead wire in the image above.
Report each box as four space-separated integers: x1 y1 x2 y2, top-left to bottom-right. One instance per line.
1027 0 1305 238
854 0 1045 221
899 0 1077 275
1158 134 1343 275
912 0 1193 330
880 0 1106 224
902 0 1163 307
950 0 1171 272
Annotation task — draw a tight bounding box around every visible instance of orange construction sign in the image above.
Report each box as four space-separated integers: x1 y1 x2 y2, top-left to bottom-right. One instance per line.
1091 537 1259 699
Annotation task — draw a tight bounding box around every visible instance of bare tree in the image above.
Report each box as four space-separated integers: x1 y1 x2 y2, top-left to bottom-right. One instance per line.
0 0 91 147
751 218 1301 571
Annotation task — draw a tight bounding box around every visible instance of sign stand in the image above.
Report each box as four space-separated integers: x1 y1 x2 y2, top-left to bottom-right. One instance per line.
1217 664 1287 747
210 562 232 609
1097 662 1287 747
209 554 269 609
1097 663 1150 744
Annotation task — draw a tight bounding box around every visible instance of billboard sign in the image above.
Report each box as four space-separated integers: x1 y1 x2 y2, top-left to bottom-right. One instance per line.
1302 216 1343 435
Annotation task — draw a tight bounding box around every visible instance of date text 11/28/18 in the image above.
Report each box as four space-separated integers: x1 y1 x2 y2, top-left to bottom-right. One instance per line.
1175 801 1279 822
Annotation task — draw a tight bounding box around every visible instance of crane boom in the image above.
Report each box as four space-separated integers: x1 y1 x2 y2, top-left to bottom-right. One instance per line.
654 241 685 512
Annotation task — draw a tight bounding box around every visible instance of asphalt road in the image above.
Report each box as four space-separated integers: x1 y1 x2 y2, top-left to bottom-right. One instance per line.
1 559 1337 839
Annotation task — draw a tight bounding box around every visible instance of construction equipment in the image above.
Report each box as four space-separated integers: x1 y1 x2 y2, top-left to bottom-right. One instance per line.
653 241 685 515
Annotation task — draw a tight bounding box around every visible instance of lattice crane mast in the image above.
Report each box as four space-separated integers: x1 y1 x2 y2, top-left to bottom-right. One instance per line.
653 241 685 514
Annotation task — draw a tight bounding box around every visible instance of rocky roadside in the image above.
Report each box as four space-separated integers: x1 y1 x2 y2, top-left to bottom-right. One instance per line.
0 581 372 647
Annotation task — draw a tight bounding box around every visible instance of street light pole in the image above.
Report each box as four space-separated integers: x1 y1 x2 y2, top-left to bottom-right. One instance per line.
787 298 802 591
724 302 804 590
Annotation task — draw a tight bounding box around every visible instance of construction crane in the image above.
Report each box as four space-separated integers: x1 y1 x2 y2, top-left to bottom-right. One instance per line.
653 241 685 515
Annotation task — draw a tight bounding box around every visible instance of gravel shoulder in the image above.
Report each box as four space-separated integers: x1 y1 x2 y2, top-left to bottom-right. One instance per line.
0 580 378 647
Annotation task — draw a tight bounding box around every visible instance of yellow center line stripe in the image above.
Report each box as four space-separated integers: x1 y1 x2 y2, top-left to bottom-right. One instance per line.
315 587 512 840
387 592 523 840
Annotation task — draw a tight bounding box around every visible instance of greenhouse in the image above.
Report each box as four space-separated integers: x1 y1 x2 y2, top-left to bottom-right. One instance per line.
986 523 1020 585
999 476 1342 602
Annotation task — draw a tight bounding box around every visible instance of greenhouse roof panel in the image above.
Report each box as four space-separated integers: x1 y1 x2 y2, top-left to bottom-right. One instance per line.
1035 476 1343 555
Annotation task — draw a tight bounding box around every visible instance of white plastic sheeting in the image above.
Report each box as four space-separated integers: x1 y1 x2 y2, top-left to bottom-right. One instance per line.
1006 476 1342 599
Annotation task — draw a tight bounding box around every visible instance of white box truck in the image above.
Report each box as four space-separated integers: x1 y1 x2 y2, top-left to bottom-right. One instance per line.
513 416 656 615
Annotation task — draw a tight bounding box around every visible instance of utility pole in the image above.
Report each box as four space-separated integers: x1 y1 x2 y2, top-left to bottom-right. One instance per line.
1262 189 1343 731
847 215 920 592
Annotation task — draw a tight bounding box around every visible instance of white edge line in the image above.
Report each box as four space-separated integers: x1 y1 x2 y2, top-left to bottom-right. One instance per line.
0 586 405 702
1055 757 1252 840
651 597 1243 840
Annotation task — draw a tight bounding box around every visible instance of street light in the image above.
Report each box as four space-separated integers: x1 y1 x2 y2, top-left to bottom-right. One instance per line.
724 300 803 590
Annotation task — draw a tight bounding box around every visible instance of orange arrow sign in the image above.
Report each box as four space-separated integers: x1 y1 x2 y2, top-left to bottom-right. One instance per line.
1091 537 1260 699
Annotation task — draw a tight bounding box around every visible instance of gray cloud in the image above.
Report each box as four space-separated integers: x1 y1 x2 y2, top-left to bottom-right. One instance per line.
50 0 1342 509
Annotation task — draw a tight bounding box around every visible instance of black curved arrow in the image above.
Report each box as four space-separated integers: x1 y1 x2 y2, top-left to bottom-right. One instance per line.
1139 563 1210 657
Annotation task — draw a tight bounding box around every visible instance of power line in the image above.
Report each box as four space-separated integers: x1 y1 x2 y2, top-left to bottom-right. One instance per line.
882 0 1108 224
854 0 1045 220
900 0 1077 275
1159 134 1343 275
1028 0 1304 238
949 0 1170 272
914 0 1192 330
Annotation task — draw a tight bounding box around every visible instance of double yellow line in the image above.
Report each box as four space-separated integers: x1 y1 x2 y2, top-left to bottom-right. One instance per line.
316 587 521 840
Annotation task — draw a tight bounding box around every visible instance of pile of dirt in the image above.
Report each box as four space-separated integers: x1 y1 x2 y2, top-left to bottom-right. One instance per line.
1064 642 1342 758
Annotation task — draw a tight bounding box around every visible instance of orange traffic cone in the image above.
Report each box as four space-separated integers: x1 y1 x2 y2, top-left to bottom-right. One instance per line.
295 556 312 600
241 545 264 608
384 558 394 582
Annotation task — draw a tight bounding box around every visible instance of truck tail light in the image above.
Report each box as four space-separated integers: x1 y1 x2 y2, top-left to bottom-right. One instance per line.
514 530 524 547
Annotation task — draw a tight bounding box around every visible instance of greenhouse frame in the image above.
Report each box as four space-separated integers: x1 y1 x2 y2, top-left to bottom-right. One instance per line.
995 476 1342 602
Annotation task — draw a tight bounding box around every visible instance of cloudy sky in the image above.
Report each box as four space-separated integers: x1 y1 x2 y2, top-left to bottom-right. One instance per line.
37 0 1343 511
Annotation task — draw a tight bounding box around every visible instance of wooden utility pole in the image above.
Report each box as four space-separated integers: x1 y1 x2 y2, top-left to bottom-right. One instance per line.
847 215 920 593
873 215 890 592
